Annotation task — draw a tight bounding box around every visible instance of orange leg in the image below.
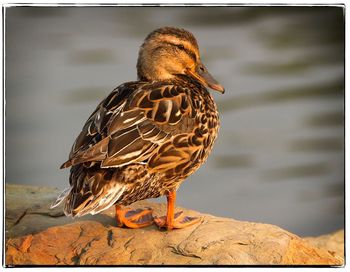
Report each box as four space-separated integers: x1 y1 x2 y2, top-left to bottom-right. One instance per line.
154 190 201 230
115 205 153 228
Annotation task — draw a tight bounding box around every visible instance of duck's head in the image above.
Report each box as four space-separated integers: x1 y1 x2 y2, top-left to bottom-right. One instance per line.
137 27 225 94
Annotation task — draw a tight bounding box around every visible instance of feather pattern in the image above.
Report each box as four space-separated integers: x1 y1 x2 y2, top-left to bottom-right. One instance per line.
54 27 222 218
56 79 219 217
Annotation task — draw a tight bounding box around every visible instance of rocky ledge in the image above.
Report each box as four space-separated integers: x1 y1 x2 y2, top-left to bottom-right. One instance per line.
5 184 344 266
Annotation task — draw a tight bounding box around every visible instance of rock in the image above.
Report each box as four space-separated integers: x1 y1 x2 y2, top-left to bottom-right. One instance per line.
304 229 344 260
5 184 343 266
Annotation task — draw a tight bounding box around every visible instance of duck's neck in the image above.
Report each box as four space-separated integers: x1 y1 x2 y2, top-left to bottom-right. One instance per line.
173 74 206 90
137 74 209 97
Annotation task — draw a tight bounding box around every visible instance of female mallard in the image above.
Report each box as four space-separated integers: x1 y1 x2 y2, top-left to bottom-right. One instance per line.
52 27 224 230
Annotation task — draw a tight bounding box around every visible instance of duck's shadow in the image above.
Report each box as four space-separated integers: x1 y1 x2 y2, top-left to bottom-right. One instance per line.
84 213 166 232
6 200 186 241
6 210 160 242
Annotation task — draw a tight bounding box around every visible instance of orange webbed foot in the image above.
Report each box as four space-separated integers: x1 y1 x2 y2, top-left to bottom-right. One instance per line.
154 211 201 230
115 206 154 228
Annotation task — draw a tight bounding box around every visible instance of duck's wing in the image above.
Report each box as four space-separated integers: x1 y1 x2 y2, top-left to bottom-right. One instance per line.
60 82 138 168
61 83 196 169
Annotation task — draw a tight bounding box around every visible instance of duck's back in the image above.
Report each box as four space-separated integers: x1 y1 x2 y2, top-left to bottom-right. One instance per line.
58 79 219 217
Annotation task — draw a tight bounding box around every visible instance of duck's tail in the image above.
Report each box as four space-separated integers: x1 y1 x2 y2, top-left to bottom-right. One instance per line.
50 187 71 209
51 164 127 217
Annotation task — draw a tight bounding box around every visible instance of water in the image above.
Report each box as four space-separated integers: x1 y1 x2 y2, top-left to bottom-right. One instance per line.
5 6 344 236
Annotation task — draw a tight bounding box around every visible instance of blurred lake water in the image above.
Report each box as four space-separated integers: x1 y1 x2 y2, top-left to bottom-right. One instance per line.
5 6 344 236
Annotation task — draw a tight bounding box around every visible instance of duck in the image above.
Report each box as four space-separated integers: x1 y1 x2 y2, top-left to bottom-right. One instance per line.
52 26 224 230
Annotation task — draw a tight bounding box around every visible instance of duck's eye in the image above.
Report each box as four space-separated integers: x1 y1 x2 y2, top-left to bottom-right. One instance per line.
199 66 205 72
177 44 185 50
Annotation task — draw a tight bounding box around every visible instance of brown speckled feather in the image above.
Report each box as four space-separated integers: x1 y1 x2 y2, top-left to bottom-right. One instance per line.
61 80 202 171
53 27 222 218
56 78 219 216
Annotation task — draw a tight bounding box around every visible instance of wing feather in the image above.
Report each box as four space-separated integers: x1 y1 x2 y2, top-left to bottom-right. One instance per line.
61 82 197 170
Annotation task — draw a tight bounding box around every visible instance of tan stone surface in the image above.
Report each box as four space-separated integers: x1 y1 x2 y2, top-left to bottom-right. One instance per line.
5 184 344 266
304 229 344 260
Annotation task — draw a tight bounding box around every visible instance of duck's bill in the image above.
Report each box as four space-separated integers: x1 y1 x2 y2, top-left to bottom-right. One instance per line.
187 65 225 94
